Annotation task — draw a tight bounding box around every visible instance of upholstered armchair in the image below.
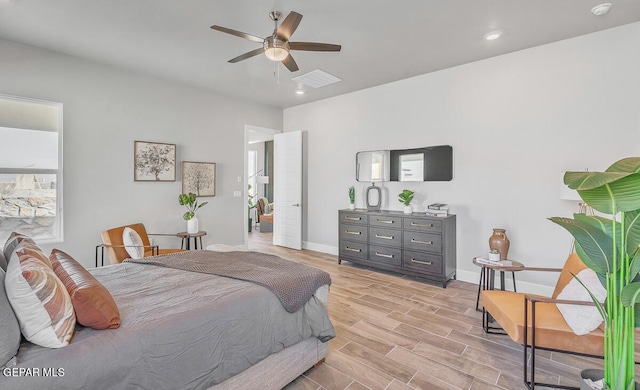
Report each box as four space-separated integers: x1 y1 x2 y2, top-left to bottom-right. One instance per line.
481 253 607 389
98 223 185 265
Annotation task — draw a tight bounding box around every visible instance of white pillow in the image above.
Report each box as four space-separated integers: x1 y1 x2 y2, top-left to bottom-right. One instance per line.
122 227 144 259
556 268 607 335
5 245 75 348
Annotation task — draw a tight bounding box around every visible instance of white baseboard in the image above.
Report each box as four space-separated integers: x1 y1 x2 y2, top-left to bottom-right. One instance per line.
302 241 338 256
456 269 554 296
304 241 554 295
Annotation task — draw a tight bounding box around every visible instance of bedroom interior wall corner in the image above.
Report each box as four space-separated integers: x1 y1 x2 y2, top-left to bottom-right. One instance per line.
0 38 282 268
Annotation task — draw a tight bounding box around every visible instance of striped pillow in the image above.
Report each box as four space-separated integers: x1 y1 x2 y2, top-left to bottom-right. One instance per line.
5 244 76 348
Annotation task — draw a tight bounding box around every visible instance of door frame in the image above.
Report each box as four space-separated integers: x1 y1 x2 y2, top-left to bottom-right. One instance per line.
244 125 281 248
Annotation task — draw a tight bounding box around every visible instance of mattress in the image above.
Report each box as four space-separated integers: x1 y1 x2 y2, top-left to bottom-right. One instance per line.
1 262 334 390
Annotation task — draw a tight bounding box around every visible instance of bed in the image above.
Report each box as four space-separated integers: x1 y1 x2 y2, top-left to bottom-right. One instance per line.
1 247 335 390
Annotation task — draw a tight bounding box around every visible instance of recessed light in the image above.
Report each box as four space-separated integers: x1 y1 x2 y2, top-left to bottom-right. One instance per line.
295 90 305 95
484 31 502 41
591 3 612 16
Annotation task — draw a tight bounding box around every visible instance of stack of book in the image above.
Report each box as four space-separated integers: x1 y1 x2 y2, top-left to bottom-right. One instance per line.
474 257 513 267
426 203 448 217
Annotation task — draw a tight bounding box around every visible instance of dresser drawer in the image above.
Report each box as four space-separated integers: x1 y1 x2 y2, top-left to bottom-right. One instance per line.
369 215 402 228
403 250 443 275
339 212 368 225
403 218 442 233
339 223 368 243
369 245 402 267
339 241 368 261
403 231 442 253
369 227 402 247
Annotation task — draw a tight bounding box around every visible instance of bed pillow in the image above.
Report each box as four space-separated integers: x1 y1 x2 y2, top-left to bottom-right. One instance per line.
3 232 36 262
122 227 144 259
556 268 607 335
0 268 21 367
49 249 121 330
5 245 76 348
0 251 7 271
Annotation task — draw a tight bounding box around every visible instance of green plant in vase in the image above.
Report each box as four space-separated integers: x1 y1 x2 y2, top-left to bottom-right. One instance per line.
398 189 414 214
348 186 356 209
550 157 640 390
179 193 207 234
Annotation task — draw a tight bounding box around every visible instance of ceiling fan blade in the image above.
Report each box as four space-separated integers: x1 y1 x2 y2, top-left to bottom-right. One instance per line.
211 25 264 43
289 42 342 52
276 11 303 41
228 48 264 63
282 54 299 72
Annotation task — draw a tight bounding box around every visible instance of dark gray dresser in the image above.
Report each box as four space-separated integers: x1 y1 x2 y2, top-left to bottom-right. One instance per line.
338 209 456 287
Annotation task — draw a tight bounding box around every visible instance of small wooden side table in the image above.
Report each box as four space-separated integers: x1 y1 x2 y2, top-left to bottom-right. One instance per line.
176 231 206 250
473 257 525 311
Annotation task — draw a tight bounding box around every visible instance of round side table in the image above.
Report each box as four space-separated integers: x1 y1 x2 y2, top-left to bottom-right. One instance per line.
473 257 525 311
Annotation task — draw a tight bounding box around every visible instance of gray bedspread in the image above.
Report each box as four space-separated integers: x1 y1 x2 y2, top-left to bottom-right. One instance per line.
0 262 335 390
126 250 332 312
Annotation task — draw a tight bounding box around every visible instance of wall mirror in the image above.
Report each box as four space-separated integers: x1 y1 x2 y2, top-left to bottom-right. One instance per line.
356 145 453 182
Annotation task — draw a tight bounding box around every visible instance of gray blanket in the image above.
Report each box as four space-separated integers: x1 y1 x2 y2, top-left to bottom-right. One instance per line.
126 250 332 313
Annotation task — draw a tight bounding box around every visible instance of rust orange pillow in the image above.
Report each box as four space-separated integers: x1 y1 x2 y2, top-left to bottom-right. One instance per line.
49 249 121 330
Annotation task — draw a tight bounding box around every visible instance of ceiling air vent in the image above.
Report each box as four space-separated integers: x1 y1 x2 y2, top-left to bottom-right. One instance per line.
292 69 342 88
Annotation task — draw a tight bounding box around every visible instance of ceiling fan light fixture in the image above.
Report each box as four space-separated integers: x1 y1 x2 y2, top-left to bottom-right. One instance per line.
263 36 290 61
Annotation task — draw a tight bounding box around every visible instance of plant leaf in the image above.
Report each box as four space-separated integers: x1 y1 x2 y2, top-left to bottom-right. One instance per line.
565 171 640 214
571 272 608 322
625 209 640 255
620 282 640 307
549 217 613 274
605 157 640 173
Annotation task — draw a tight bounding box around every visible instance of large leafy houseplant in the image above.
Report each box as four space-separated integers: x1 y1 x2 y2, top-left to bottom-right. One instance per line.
550 157 640 390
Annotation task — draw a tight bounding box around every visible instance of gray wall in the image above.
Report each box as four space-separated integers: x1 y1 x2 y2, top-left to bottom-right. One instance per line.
0 38 282 268
284 22 640 292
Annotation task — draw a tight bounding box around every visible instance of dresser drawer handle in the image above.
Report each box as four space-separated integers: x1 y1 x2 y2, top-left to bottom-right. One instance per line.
411 259 433 265
375 234 394 240
345 216 362 221
411 238 433 245
375 252 394 258
411 222 433 227
345 247 361 253
376 219 394 224
344 230 362 235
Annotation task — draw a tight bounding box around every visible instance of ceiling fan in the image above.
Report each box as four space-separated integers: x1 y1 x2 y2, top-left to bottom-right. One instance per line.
210 11 341 72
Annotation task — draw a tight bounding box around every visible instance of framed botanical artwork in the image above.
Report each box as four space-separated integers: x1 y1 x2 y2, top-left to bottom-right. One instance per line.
182 161 216 197
134 141 176 181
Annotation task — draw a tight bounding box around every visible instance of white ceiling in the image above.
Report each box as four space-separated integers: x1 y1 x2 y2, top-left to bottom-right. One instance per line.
1 1 639 109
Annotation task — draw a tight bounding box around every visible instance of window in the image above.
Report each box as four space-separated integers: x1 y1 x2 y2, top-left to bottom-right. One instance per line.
247 150 258 203
0 94 63 244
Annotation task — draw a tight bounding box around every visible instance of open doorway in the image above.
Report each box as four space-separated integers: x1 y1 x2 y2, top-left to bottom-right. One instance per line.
244 125 280 249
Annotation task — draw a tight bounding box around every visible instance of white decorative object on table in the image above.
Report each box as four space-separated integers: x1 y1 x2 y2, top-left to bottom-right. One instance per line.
488 249 500 261
187 216 199 234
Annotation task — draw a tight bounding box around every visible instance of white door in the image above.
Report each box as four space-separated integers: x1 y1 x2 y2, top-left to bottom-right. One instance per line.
273 130 302 250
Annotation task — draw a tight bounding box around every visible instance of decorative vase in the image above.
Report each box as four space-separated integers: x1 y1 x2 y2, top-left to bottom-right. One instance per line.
349 203 355 210
489 228 510 260
404 205 412 214
187 216 199 234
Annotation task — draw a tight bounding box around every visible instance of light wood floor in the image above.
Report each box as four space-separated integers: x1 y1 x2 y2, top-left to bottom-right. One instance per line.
246 231 617 390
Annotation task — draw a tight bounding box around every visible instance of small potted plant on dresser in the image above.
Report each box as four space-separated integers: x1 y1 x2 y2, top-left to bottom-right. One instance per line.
398 189 414 214
348 186 355 210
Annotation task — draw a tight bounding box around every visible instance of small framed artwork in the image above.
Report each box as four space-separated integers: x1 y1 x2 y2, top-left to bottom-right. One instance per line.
182 161 216 197
134 141 176 181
